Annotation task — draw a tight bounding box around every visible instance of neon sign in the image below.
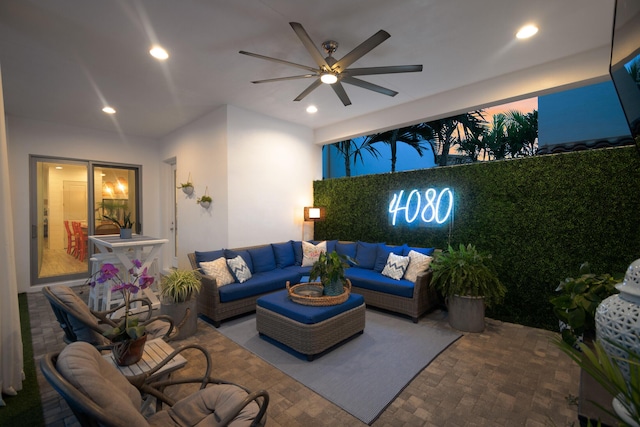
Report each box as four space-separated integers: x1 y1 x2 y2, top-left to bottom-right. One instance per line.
389 188 454 226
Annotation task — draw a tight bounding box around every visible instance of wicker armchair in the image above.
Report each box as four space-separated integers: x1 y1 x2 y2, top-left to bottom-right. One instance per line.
43 285 176 345
41 341 269 426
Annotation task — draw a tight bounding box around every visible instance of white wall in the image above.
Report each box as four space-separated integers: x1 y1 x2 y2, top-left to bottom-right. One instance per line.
6 116 162 293
226 105 320 247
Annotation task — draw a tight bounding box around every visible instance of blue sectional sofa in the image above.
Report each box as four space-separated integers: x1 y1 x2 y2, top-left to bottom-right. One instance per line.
188 240 438 327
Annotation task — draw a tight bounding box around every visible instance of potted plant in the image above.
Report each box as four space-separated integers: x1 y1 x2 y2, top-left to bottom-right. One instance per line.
178 173 194 195
159 269 202 339
309 251 350 296
197 195 212 208
430 244 506 332
550 262 620 347
103 211 134 239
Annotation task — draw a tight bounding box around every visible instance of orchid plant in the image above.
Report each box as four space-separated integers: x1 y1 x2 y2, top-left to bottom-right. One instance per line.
87 259 154 341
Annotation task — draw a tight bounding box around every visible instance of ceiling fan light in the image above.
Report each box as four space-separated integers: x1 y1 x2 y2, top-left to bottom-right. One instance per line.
320 73 338 84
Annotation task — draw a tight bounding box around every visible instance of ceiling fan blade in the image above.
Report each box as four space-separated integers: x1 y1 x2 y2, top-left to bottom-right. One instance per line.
332 30 390 72
251 74 317 84
239 50 318 73
332 82 352 106
289 22 331 70
341 76 398 97
344 65 423 76
293 79 323 102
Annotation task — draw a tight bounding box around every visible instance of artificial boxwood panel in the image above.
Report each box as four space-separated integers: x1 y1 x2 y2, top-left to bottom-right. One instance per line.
313 146 640 330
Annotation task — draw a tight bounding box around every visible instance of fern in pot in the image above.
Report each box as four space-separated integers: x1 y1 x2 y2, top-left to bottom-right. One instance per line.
431 244 506 332
159 269 202 340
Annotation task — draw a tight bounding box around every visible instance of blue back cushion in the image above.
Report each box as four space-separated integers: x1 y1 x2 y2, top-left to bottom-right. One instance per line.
272 241 295 268
292 241 303 265
402 246 435 256
224 249 254 273
355 241 381 270
248 245 277 273
335 242 357 264
373 244 406 272
194 249 225 269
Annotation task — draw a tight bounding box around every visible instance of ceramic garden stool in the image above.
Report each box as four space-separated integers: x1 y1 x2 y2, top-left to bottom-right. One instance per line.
256 289 365 361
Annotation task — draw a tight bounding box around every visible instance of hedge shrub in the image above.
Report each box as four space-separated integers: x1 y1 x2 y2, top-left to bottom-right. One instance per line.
313 146 640 330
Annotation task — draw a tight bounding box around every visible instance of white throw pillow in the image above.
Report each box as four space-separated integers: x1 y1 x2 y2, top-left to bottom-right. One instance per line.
403 250 433 282
301 241 327 267
200 257 235 287
226 256 252 283
381 253 410 280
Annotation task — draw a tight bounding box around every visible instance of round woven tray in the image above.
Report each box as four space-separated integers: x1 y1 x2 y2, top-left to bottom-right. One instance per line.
287 279 351 306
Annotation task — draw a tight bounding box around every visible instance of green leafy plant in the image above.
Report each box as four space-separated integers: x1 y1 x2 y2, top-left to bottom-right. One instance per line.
309 251 350 288
556 337 640 426
160 269 202 304
550 262 620 346
430 243 506 307
197 195 212 204
178 182 193 189
103 211 133 229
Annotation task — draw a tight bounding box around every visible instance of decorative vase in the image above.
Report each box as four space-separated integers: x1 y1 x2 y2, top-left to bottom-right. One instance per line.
120 228 132 239
323 279 344 296
112 334 147 366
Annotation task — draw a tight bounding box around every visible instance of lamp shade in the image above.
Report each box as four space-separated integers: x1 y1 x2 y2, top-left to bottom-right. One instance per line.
304 207 325 221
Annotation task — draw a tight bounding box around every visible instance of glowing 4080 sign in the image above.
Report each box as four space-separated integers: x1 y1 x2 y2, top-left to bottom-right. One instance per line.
388 188 454 226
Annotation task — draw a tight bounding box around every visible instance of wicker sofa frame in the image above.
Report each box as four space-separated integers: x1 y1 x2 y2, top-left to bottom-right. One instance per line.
188 242 439 327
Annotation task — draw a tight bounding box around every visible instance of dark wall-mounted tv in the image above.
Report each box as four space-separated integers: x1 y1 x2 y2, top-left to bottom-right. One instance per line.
610 0 640 141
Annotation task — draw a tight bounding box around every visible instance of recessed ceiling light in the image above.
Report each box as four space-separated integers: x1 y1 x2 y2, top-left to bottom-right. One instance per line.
306 105 318 113
55 166 63 170
516 24 538 39
102 106 116 114
149 45 169 60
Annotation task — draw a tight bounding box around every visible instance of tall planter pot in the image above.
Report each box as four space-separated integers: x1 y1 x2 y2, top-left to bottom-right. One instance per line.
448 295 485 332
160 298 198 340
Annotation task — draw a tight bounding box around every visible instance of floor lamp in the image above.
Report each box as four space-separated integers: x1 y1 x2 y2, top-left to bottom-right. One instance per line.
303 207 325 240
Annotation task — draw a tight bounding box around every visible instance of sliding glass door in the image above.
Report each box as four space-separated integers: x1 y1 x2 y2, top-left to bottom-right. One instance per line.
30 156 141 285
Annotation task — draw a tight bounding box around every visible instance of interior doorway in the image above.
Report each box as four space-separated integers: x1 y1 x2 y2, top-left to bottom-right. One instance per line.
30 157 141 285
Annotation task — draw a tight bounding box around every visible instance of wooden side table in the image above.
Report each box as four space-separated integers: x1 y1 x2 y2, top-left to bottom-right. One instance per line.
103 338 187 381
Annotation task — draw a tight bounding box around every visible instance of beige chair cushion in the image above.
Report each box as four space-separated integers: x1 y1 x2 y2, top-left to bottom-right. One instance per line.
49 285 109 345
148 384 260 427
57 342 146 425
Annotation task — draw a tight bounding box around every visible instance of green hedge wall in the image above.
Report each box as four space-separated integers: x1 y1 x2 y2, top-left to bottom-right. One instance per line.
313 146 640 330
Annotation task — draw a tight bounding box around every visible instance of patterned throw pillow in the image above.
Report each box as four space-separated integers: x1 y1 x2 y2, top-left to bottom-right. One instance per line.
381 253 411 280
226 255 252 283
301 241 327 267
403 250 433 282
200 257 235 287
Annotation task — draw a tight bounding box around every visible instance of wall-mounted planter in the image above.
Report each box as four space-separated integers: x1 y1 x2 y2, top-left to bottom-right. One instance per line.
179 172 194 195
199 201 211 209
197 186 212 208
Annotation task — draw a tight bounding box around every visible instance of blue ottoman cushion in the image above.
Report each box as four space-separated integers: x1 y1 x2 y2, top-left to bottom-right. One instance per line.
257 290 365 325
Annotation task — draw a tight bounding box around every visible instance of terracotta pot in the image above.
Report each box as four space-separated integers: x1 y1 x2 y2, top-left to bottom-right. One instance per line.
112 334 147 366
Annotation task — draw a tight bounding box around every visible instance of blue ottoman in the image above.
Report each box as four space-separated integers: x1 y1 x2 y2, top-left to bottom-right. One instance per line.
256 289 365 360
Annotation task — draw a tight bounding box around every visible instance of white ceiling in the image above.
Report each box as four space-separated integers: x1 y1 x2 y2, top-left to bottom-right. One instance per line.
0 0 616 143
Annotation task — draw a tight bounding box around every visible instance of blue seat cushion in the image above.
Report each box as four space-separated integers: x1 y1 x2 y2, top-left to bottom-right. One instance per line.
272 241 295 268
194 249 225 269
257 289 364 324
355 241 382 270
346 267 414 298
403 246 435 256
248 245 277 273
373 244 406 272
218 269 297 302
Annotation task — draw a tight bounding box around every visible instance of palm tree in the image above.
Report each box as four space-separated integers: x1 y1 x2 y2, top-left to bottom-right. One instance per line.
328 137 381 177
366 123 434 172
483 113 509 160
427 111 486 166
504 110 538 157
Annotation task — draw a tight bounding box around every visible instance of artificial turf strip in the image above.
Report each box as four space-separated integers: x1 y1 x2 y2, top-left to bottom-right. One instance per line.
0 293 44 426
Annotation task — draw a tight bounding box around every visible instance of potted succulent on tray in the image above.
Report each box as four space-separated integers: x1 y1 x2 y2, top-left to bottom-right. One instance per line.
430 244 506 332
103 211 134 239
309 251 350 296
159 269 202 339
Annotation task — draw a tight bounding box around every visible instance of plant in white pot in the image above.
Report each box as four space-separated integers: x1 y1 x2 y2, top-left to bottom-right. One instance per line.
159 269 202 340
431 244 506 332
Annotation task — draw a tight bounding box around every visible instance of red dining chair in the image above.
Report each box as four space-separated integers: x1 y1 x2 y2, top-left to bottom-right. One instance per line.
64 220 76 256
72 221 88 262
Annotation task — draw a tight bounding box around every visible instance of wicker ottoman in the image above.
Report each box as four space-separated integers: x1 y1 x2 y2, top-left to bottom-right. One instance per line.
256 290 366 361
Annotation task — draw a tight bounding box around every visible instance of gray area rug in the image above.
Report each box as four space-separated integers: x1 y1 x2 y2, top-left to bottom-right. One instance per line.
215 309 461 424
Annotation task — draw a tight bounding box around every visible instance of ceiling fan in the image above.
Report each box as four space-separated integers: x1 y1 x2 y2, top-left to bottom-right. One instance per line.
239 22 423 106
